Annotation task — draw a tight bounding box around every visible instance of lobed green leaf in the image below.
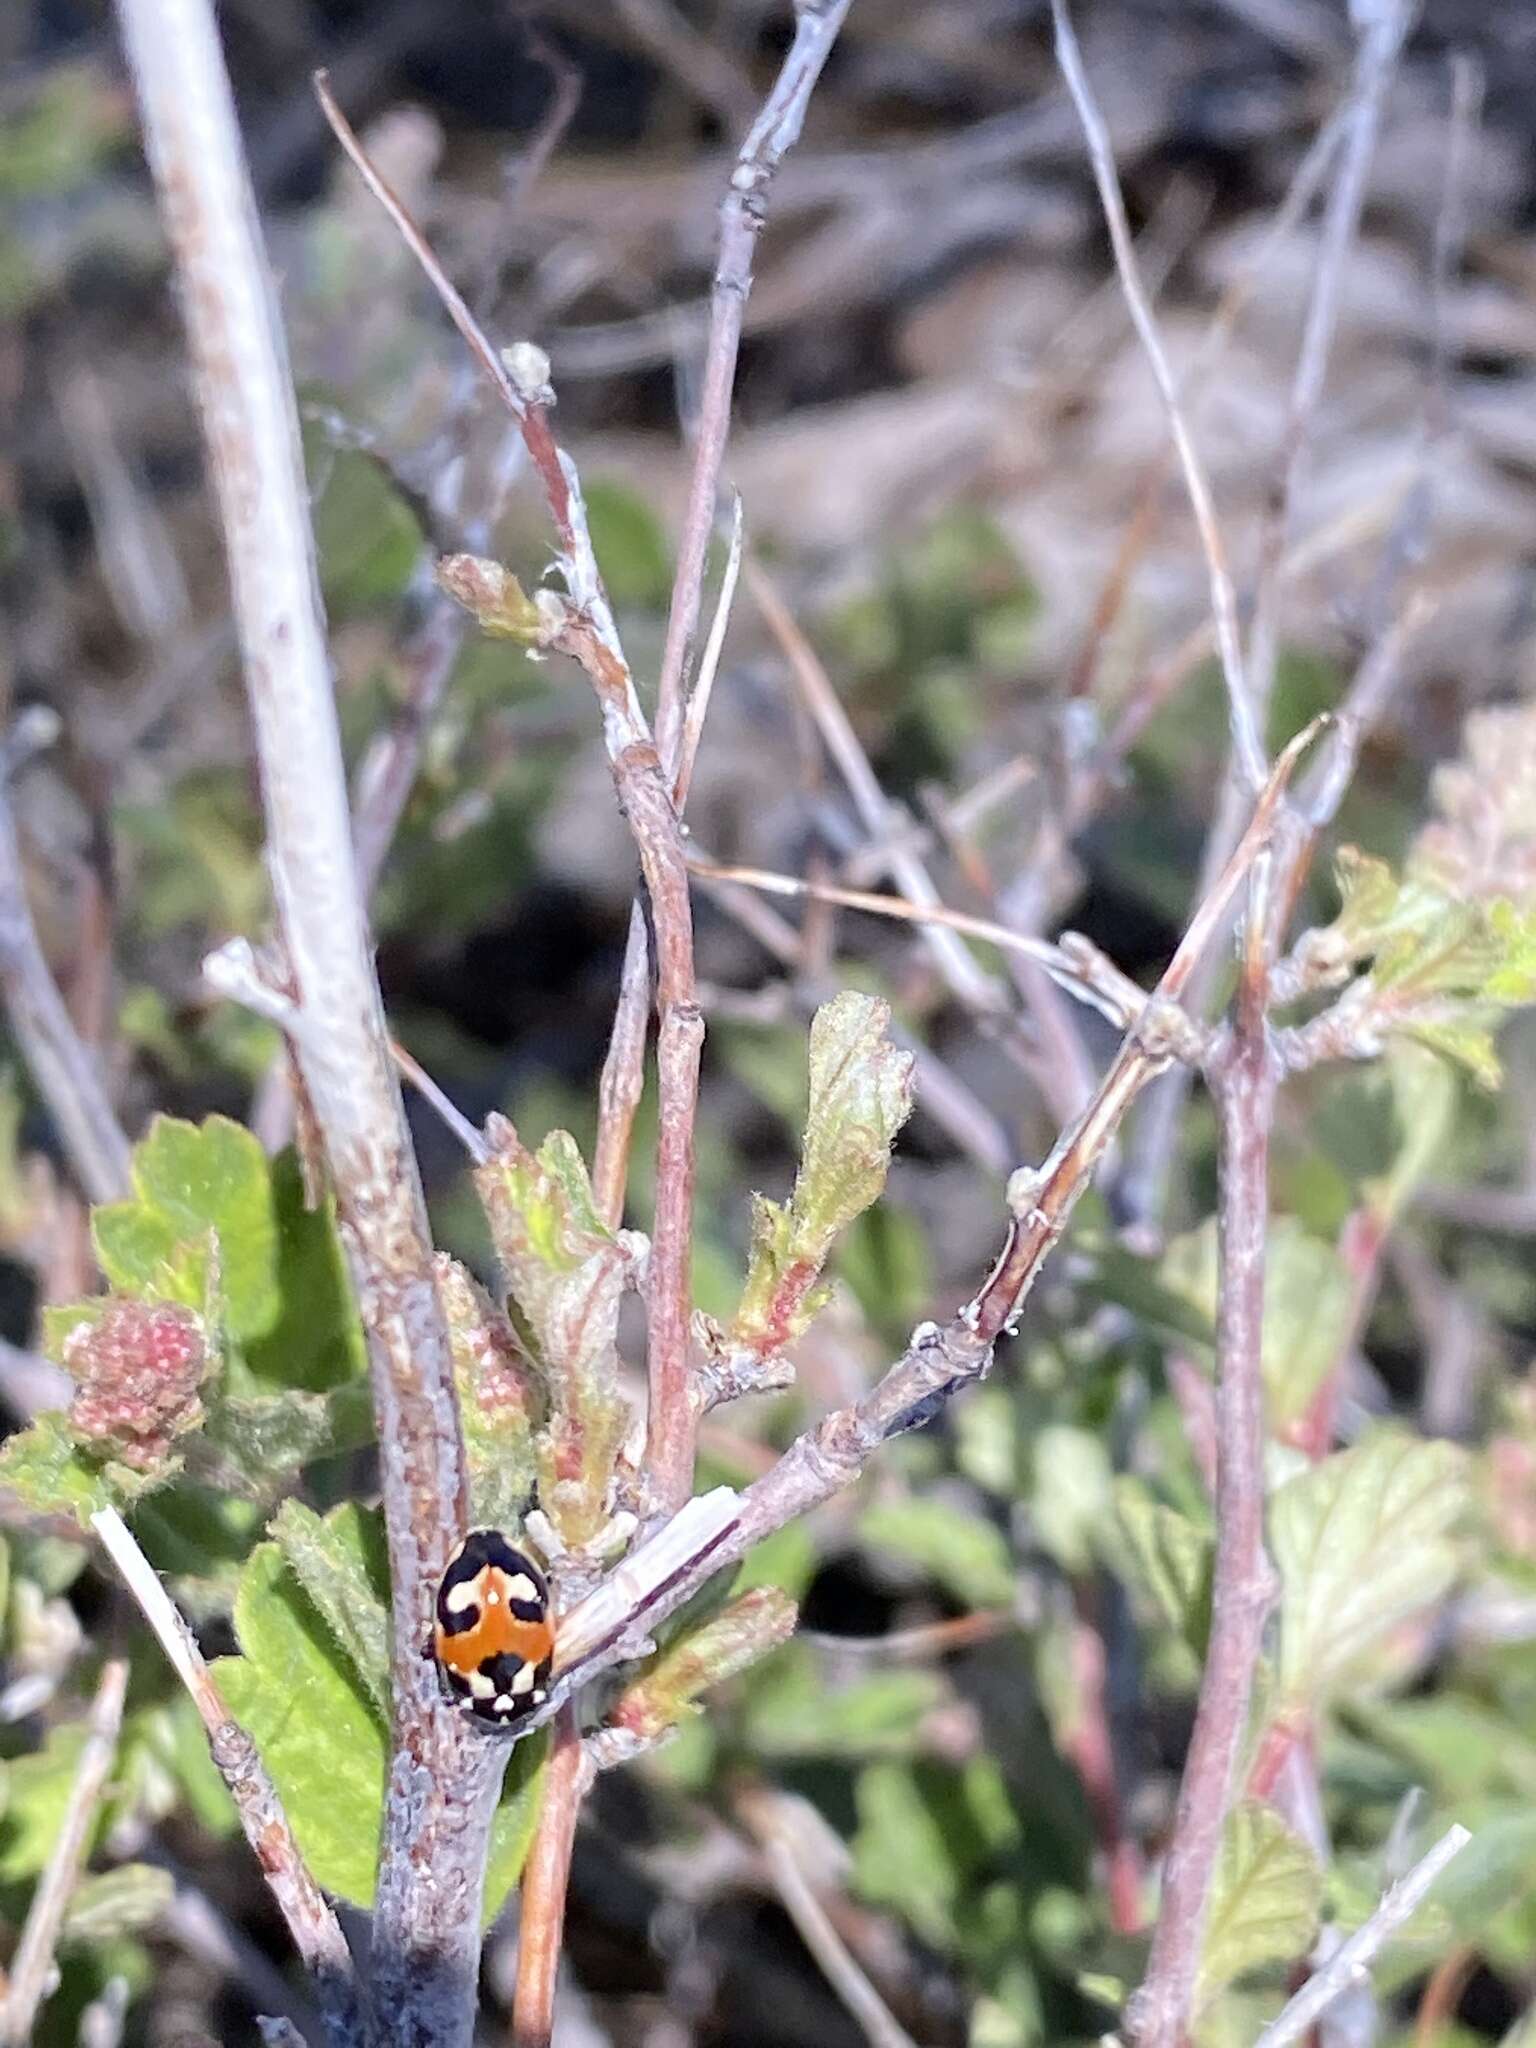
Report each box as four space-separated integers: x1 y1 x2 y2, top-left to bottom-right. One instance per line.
1195 1802 1321 2011
1273 1431 1470 1705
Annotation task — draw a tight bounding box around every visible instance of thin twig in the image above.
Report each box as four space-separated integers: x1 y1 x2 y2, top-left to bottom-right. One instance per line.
0 1658 128 2048
746 557 1007 1022
1244 0 1412 725
592 0 849 1370
652 0 854 777
90 1510 361 2045
509 1711 590 2048
736 1786 919 2048
685 850 1151 1029
1117 5 1407 1230
390 1038 489 1164
0 779 131 1204
675 491 744 810
112 9 485 2035
1253 1826 1471 2048
1050 0 1262 793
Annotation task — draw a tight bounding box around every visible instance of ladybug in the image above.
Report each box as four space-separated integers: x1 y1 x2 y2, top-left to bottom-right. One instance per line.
430 1530 555 1728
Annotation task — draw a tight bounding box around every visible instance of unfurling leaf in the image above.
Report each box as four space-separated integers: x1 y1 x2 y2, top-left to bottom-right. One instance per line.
1195 1803 1322 2011
1273 1431 1470 1704
0 1411 163 1519
474 1118 633 1550
1290 845 1536 1088
608 1587 797 1747
437 554 544 640
437 1254 541 1532
730 993 914 1359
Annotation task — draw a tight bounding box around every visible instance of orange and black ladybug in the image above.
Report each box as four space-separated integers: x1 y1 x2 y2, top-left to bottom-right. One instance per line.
430 1530 554 1727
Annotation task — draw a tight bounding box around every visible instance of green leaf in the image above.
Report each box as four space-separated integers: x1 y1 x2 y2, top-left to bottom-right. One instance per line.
1295 848 1536 1087
245 1151 365 1392
861 1496 1015 1609
731 1520 817 1600
268 1500 392 1722
62 1863 175 1943
1114 1478 1214 1656
1031 1425 1114 1576
0 1412 164 1522
0 1726 87 1880
87 1124 363 1400
212 1542 389 1905
731 993 914 1357
98 1117 276 1340
852 1755 1021 1954
852 1759 965 1949
484 1735 550 1926
1196 1803 1321 2010
583 477 672 610
203 1388 350 1494
1273 1432 1470 1704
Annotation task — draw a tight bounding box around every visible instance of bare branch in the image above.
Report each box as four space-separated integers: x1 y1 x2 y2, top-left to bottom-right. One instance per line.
0 778 131 1204
320 78 706 1524
111 6 491 2033
1126 860 1280 2048
653 0 854 776
1254 1826 1471 2048
0 1658 128 2048
90 1510 361 2046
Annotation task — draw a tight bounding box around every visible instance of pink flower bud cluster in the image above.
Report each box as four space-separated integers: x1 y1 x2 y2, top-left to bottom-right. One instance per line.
64 1300 208 1471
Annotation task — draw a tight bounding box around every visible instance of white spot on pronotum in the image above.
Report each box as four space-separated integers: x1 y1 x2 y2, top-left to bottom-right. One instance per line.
445 1581 480 1616
469 1670 496 1699
502 1574 538 1603
494 1696 514 1715
510 1662 537 1695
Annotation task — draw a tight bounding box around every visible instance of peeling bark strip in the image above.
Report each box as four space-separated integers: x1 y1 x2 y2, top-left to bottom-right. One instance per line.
110 2 496 2040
